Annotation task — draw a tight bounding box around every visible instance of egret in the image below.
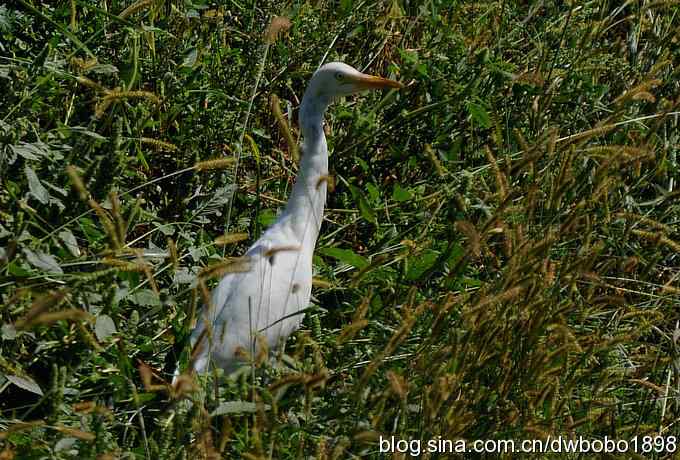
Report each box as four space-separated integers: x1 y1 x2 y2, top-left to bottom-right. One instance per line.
186 62 402 375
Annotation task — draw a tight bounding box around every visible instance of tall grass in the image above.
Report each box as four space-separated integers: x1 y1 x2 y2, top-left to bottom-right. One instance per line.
0 1 679 458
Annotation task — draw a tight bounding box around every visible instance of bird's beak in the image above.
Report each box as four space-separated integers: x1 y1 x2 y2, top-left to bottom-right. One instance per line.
352 73 404 90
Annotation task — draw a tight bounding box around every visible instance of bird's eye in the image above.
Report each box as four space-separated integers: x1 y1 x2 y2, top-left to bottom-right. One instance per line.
335 72 344 81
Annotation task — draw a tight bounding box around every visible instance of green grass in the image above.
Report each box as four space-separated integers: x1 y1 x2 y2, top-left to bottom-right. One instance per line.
1 0 680 458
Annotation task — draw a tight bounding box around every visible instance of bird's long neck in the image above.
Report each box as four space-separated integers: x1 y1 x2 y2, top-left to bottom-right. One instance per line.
281 93 330 247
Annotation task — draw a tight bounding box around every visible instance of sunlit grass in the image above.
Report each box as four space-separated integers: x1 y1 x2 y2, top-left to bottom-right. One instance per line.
1 1 679 459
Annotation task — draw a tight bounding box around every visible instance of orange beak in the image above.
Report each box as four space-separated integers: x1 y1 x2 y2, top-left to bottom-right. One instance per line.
353 74 404 90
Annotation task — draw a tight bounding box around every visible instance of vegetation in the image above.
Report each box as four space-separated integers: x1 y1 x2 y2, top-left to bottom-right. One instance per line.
1 0 679 458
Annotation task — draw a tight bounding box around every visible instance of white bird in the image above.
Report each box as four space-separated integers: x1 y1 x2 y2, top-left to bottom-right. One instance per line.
186 62 402 375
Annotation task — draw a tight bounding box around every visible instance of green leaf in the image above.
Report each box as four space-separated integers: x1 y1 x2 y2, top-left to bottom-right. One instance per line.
7 374 44 396
58 230 80 257
11 142 51 160
406 249 440 281
2 323 17 340
182 47 199 67
211 400 269 416
31 43 50 69
24 165 49 204
365 182 380 203
174 267 196 285
392 183 413 202
461 276 482 288
129 289 160 307
7 261 32 277
349 185 376 224
64 126 107 141
319 247 369 269
355 157 369 173
88 63 119 75
257 209 277 227
136 393 158 404
340 0 354 12
55 438 77 453
0 5 12 33
79 216 105 243
466 101 492 129
23 248 63 274
154 222 175 236
95 315 117 341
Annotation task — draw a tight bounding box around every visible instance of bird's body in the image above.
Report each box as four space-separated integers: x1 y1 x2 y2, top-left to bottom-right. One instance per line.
189 141 324 373
187 62 401 375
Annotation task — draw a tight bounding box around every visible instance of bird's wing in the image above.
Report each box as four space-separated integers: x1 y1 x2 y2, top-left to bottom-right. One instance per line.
190 218 313 373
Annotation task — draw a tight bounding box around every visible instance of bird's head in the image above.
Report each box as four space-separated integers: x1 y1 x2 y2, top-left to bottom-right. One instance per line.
308 62 403 99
